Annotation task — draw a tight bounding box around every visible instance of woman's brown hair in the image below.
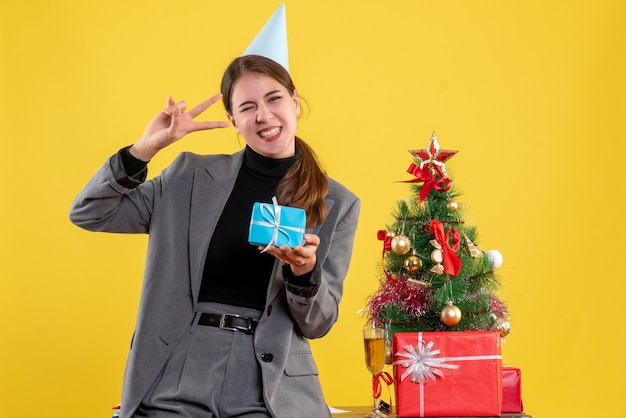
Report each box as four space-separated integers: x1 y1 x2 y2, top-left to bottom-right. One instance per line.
221 55 328 227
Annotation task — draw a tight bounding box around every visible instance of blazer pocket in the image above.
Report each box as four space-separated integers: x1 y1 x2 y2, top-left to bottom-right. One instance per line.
284 352 319 377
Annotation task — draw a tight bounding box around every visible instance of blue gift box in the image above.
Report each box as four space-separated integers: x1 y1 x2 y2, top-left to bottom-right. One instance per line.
249 197 306 248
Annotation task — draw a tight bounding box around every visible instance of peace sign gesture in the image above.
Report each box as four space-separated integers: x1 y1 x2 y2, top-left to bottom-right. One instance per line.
130 94 231 162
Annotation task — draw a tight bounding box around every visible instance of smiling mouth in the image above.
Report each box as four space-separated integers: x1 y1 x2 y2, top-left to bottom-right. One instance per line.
259 127 281 139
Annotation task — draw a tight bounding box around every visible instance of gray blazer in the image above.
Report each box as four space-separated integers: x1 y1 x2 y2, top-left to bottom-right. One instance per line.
69 148 360 418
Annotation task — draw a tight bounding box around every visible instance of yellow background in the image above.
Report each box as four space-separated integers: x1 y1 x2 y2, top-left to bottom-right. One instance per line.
2 1 625 417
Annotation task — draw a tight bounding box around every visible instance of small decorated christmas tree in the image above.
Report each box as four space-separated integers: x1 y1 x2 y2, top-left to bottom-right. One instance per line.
365 133 510 344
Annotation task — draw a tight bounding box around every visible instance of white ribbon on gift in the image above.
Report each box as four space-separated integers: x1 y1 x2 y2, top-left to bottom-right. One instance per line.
252 196 305 253
393 332 502 417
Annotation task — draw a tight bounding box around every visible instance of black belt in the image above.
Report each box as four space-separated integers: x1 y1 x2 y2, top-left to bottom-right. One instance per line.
197 313 258 335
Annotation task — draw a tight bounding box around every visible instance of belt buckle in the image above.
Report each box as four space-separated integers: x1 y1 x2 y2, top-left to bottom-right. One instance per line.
219 314 240 332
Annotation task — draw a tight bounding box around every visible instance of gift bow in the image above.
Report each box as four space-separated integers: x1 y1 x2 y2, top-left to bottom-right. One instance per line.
429 220 462 277
372 371 394 399
406 163 451 204
253 197 305 253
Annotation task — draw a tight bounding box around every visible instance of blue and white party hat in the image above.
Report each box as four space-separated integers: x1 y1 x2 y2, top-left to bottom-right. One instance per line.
242 4 289 72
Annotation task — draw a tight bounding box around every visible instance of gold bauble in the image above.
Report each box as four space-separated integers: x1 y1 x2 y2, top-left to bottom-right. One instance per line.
387 230 397 238
441 303 462 326
493 316 511 337
391 235 411 255
446 200 459 211
403 255 423 273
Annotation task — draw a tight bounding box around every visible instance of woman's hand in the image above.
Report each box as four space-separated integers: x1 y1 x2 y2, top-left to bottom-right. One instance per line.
130 94 231 162
262 234 320 276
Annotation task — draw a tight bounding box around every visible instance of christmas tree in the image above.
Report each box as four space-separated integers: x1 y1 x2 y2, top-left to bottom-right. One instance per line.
365 133 510 340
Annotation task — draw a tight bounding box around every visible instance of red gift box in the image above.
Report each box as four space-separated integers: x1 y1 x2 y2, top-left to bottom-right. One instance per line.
393 331 502 417
502 366 524 413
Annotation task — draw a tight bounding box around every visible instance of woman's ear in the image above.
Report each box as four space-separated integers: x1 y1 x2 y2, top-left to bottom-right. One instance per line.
227 113 239 133
293 90 301 116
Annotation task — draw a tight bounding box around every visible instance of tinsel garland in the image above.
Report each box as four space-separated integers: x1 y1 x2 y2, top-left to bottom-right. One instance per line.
366 278 431 327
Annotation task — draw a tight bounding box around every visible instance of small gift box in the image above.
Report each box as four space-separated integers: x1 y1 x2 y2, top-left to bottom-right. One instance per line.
393 330 502 417
248 197 306 248
502 366 524 413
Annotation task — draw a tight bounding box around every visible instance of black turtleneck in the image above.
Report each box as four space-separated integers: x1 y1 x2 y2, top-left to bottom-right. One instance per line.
197 146 298 310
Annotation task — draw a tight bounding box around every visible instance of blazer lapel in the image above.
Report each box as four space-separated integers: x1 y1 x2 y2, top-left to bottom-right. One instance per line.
188 150 245 308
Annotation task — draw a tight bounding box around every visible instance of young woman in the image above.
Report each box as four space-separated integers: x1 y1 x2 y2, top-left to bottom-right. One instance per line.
70 55 360 418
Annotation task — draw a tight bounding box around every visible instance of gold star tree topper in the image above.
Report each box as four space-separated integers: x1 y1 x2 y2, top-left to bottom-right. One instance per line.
409 132 458 178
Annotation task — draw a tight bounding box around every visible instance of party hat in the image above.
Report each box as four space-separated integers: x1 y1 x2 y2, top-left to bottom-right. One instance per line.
242 4 289 72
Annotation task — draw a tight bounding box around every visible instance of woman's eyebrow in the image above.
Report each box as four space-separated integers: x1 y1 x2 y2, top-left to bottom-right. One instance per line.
238 90 283 109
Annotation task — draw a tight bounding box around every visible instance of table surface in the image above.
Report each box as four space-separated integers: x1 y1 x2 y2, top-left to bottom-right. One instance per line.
331 406 532 418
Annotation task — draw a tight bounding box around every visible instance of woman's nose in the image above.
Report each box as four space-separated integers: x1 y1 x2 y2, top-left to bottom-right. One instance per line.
256 104 273 123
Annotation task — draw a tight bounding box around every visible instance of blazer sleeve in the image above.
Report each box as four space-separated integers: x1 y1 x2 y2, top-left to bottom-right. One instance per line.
281 186 361 339
68 150 161 234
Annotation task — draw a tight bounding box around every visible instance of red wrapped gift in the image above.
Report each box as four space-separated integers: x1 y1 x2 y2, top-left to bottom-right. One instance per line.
502 366 524 413
393 331 502 417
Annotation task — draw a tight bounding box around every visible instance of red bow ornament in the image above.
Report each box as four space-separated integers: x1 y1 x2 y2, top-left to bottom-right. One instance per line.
406 163 451 204
429 220 462 277
377 230 392 258
377 230 397 282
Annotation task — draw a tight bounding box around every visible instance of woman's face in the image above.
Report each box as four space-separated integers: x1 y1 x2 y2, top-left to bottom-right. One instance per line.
228 72 300 159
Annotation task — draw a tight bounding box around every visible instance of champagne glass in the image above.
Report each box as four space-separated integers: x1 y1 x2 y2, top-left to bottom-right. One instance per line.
363 326 387 417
